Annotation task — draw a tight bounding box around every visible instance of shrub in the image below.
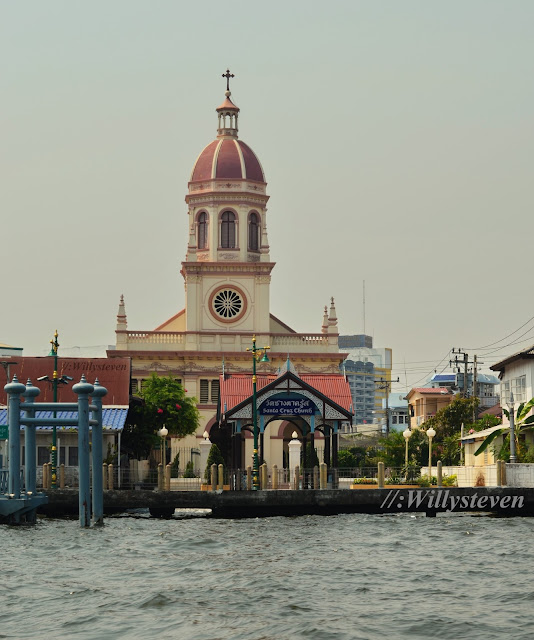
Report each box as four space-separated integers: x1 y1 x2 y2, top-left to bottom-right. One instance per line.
204 443 225 481
352 477 377 485
171 453 180 478
183 460 197 478
441 474 457 487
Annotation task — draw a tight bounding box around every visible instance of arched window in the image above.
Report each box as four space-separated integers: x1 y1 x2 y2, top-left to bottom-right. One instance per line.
221 211 236 248
248 212 259 251
198 212 207 249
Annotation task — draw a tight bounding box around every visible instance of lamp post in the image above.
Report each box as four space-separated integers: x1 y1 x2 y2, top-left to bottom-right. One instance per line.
246 335 270 490
158 426 168 466
426 427 436 479
508 392 516 464
403 428 412 469
37 331 72 489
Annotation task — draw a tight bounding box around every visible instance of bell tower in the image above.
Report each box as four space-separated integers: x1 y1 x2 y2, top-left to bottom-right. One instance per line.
182 71 274 335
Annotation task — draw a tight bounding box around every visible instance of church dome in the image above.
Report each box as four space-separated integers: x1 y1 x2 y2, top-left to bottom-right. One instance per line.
190 138 265 183
189 78 265 184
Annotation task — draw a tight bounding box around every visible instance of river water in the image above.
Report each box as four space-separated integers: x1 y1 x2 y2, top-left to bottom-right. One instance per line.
1 511 533 640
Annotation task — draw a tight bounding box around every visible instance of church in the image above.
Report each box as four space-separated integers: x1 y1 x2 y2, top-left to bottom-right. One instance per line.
108 73 353 472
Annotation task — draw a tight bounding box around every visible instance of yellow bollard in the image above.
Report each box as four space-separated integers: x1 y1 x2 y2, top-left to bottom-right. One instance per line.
260 463 268 489
320 462 327 489
377 461 385 489
165 464 171 491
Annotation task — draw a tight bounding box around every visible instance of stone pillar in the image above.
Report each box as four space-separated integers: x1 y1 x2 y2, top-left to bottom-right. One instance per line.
218 463 224 490
23 380 40 496
59 464 65 489
313 465 319 489
5 376 26 499
91 379 107 526
246 465 252 490
108 464 114 491
293 466 300 490
199 437 212 480
103 464 108 490
73 375 94 528
272 464 278 490
288 432 301 488
157 463 163 490
437 460 443 487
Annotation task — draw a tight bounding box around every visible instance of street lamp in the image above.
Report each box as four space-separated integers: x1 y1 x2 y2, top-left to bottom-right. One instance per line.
403 428 412 468
246 335 270 490
426 427 436 479
158 426 168 466
508 391 516 464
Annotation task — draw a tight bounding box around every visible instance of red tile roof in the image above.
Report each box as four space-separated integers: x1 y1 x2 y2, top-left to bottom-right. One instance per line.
0 357 131 406
411 387 452 395
220 373 353 413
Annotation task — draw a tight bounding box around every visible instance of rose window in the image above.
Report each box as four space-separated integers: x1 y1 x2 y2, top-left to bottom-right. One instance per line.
212 289 243 319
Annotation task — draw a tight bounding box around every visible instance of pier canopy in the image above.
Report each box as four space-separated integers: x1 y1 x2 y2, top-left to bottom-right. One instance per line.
217 364 353 469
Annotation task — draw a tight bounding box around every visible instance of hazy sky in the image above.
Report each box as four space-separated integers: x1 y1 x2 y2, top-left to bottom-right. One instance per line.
3 1 534 392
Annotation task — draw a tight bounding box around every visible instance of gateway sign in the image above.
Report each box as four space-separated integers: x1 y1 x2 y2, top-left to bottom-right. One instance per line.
259 397 316 416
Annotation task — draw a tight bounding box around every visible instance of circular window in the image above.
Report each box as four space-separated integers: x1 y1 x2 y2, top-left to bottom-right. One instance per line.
209 286 247 323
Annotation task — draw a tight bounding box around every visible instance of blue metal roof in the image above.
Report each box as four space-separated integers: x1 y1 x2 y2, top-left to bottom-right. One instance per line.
431 374 455 382
0 407 128 432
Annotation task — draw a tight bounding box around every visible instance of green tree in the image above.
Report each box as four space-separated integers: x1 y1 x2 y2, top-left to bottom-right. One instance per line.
204 443 225 481
122 374 200 459
475 398 534 459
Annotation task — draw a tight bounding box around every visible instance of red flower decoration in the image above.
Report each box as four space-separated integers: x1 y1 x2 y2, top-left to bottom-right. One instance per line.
157 408 163 414
176 404 181 409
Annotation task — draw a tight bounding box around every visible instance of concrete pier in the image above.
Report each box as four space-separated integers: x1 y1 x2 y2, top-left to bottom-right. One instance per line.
37 486 534 519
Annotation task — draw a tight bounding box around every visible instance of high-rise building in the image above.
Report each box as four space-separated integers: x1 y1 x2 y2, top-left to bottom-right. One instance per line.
340 335 392 432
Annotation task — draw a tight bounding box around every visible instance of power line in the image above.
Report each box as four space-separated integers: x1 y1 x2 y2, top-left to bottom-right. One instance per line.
465 313 534 351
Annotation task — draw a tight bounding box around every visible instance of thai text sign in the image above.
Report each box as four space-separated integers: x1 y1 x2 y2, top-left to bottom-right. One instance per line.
260 398 315 415
0 425 8 440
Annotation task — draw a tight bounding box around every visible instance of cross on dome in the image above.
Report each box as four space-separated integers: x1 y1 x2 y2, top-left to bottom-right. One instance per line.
222 68 235 92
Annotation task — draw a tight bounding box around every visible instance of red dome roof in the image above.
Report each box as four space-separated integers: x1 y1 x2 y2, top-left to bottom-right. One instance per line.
190 138 265 183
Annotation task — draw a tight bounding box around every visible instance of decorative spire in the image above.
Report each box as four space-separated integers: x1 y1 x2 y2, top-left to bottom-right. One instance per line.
322 305 329 334
116 294 127 331
216 69 240 138
328 297 338 334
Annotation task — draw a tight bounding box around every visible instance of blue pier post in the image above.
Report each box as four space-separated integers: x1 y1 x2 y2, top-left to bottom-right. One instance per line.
73 375 94 527
6 375 26 500
91 378 107 526
23 380 40 498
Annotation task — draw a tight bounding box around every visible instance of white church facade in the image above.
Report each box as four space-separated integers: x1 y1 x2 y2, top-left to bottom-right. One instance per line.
109 74 352 471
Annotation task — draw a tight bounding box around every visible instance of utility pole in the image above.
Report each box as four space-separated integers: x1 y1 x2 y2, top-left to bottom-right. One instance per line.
375 376 400 437
450 349 476 398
